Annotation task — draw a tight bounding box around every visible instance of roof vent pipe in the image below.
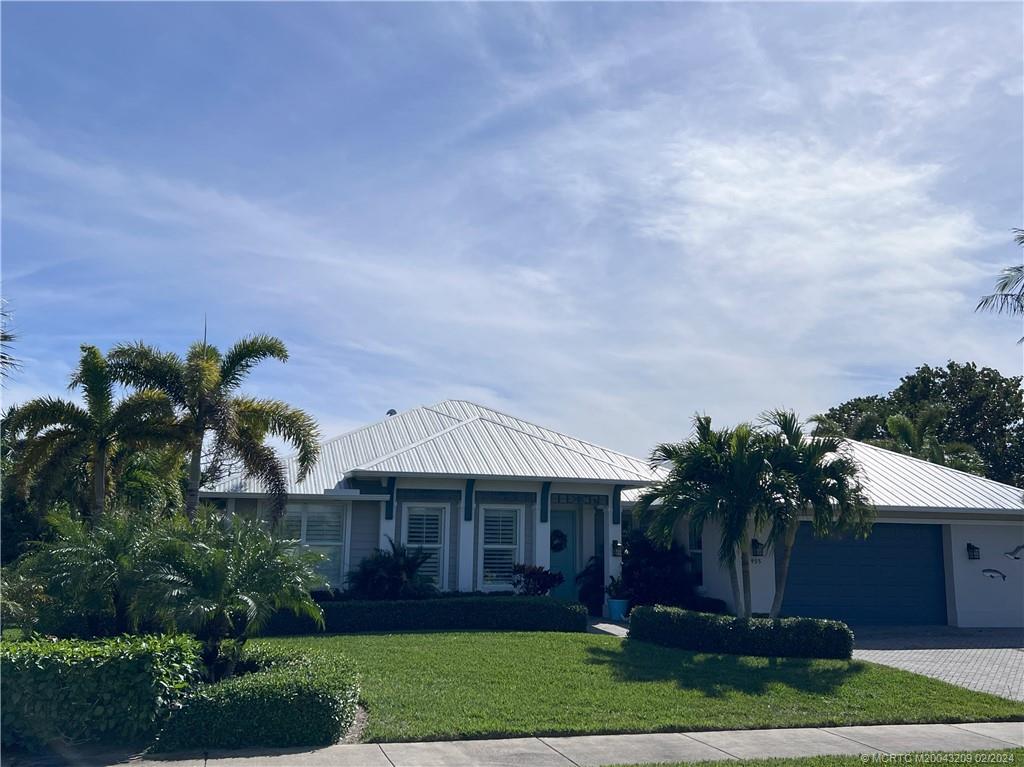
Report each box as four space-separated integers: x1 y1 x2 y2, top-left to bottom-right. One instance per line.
386 409 398 417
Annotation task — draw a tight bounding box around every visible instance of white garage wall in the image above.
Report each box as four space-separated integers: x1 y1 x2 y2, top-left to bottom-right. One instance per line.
680 518 776 615
947 523 1024 628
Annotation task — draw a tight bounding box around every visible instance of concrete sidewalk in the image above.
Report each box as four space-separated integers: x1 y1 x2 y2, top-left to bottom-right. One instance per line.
33 720 1017 767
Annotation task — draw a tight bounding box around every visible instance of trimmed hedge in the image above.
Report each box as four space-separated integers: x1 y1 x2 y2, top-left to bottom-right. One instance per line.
629 605 854 659
1 635 201 749
265 596 588 635
154 644 360 751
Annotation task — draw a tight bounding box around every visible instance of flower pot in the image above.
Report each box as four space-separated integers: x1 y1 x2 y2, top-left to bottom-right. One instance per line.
607 598 629 622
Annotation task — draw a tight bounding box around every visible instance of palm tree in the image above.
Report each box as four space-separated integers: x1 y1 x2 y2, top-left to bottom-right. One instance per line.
24 507 160 634
142 507 324 678
812 405 985 476
634 416 772 618
977 228 1024 342
4 346 175 517
760 410 873 619
1 300 19 381
874 407 985 475
108 336 320 520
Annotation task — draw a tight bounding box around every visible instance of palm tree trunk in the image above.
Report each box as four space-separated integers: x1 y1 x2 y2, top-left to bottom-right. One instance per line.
727 551 744 617
769 519 800 619
91 445 107 518
739 536 753 619
185 441 203 521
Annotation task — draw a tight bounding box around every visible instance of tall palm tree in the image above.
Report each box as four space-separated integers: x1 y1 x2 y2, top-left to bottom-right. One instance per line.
108 335 320 520
634 416 772 618
4 345 175 517
760 410 872 619
977 228 1024 342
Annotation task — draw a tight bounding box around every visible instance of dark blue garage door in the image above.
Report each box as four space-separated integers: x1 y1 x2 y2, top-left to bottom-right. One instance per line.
780 522 947 625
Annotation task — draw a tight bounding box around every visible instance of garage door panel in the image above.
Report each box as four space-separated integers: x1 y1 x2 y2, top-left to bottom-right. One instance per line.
780 522 947 625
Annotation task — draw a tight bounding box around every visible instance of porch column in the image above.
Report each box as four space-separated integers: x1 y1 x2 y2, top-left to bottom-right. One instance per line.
458 479 476 591
378 476 397 550
603 485 624 613
535 482 552 570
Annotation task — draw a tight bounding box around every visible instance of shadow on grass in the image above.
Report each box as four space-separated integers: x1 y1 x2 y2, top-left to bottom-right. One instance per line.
585 639 867 698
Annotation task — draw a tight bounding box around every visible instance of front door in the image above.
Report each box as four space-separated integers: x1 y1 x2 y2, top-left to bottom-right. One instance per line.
549 509 577 601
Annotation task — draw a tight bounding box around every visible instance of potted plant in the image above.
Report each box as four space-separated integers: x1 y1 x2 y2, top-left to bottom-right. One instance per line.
605 576 630 622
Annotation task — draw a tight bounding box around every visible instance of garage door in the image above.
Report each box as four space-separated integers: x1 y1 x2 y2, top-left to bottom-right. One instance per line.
780 522 947 625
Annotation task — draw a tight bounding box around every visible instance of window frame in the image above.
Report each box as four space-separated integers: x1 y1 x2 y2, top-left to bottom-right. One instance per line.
477 503 526 592
400 502 450 591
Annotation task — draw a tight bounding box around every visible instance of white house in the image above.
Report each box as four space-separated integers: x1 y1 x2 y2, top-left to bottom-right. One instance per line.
202 400 1024 628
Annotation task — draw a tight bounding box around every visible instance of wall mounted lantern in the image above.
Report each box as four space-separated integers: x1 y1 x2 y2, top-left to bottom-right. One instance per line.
612 539 622 557
966 543 981 560
751 539 765 558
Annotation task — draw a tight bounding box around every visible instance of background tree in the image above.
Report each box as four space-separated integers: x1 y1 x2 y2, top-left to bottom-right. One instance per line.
760 410 872 619
976 228 1024 342
3 345 175 517
819 361 1024 485
109 336 320 520
635 416 771 618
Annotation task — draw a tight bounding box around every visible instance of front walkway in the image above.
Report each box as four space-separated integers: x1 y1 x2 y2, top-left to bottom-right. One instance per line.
852 627 1024 701
21 721 1016 767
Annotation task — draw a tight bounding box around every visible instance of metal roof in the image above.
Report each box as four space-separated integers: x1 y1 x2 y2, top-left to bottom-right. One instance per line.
621 439 1024 513
204 399 658 493
842 440 1024 512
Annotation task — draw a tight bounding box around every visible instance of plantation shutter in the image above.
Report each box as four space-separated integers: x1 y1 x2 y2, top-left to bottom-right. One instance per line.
405 506 444 587
298 504 346 588
482 507 519 587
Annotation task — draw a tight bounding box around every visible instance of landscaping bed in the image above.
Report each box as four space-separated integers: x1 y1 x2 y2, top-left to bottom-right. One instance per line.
259 632 1024 742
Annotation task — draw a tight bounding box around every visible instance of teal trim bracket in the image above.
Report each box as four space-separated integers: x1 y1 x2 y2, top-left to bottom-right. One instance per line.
540 481 551 523
384 476 397 520
464 478 476 522
612 485 624 526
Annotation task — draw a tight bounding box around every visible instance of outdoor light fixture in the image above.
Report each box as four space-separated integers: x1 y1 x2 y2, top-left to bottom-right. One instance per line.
751 539 765 558
612 539 622 557
966 543 981 560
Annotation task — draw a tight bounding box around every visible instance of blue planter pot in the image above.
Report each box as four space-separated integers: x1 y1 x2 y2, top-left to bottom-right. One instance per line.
607 598 629 622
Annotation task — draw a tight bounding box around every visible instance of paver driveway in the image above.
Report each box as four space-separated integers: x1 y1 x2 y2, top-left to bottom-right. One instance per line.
853 626 1024 701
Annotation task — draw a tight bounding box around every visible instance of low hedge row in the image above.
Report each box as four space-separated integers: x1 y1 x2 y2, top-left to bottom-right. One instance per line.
629 605 854 659
155 644 360 751
1 635 201 749
265 595 589 635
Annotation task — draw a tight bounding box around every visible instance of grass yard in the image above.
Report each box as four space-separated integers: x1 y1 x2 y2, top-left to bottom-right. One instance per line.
258 632 1024 742
616 751 1024 767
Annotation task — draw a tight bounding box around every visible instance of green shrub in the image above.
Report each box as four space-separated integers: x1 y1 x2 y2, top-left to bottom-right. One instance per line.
155 645 359 750
629 605 854 659
265 595 588 635
1 635 201 749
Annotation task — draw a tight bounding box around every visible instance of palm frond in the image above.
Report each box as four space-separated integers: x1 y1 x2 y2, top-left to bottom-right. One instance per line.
108 342 188 406
232 397 320 481
3 397 91 440
69 346 114 424
219 335 288 392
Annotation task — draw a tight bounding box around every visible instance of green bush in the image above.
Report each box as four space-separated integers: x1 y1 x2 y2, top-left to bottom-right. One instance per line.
265 595 588 635
629 605 854 659
1 635 201 749
154 645 359 750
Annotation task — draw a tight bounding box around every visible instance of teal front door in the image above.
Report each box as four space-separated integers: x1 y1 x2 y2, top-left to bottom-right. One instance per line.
549 509 577 601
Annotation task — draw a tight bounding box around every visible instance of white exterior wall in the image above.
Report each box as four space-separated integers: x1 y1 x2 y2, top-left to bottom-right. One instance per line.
687 518 776 615
947 523 1024 628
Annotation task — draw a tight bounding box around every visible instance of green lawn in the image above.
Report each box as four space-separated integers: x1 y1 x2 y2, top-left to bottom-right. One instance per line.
258 632 1024 742
617 751 1024 767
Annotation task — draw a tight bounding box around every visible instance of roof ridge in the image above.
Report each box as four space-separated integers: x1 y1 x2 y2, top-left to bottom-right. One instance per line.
847 438 1024 493
356 413 653 481
350 415 485 472
433 399 650 467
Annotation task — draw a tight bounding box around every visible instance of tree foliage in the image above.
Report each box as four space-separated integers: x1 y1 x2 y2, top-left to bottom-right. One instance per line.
820 361 1024 485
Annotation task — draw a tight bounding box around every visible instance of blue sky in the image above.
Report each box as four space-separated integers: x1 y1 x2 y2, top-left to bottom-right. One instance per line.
3 2 1022 456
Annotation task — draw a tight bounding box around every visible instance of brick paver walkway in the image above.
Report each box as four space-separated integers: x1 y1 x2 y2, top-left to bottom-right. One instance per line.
853 627 1024 701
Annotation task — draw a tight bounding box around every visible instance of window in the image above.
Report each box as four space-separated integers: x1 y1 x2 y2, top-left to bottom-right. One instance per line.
281 502 348 588
688 526 703 587
479 505 523 590
403 504 447 589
